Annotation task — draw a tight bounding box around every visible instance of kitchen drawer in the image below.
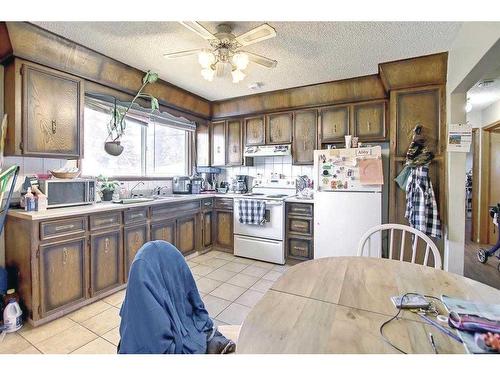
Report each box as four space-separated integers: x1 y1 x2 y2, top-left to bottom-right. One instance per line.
201 198 213 211
151 201 200 221
40 217 87 241
124 207 148 224
214 198 233 210
287 237 313 260
90 211 122 231
287 217 313 236
287 203 313 217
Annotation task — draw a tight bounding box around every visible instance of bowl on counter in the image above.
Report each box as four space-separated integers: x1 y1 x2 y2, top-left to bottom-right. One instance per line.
49 170 81 179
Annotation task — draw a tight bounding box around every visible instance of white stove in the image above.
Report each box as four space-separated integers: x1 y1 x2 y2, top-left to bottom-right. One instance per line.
233 178 296 264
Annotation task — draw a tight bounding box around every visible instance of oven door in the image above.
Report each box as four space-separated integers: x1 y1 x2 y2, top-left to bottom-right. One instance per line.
233 199 284 240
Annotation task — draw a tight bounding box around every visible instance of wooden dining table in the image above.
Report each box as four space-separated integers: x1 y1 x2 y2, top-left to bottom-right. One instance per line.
236 257 500 354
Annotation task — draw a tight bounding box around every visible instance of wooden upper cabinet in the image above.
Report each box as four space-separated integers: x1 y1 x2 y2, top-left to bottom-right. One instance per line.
293 110 317 165
244 116 265 146
21 62 84 158
211 121 226 166
320 106 350 143
353 101 386 141
38 237 87 316
90 229 122 296
226 119 243 166
266 112 293 144
393 88 442 157
196 122 210 167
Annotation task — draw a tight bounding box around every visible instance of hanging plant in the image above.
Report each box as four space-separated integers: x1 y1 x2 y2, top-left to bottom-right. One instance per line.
105 70 160 156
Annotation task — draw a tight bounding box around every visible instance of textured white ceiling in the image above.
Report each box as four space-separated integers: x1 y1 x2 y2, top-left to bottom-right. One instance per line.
33 21 462 101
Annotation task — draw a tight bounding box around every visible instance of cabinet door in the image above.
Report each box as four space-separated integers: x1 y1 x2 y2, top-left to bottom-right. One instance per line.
293 110 317 165
353 101 386 140
124 224 149 281
245 116 265 146
266 113 293 144
320 106 349 143
226 119 243 166
394 89 441 157
211 121 226 166
202 211 213 248
151 219 176 246
39 237 87 316
287 237 313 261
90 230 122 296
196 122 210 167
214 210 234 251
176 214 197 255
22 63 83 158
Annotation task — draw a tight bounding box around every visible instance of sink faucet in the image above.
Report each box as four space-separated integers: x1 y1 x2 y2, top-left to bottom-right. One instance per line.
130 181 145 197
153 185 170 196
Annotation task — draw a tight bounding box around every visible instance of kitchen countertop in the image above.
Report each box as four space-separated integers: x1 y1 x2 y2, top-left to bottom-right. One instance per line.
8 193 314 221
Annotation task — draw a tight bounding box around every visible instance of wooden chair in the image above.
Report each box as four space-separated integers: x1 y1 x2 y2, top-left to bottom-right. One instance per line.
357 223 442 269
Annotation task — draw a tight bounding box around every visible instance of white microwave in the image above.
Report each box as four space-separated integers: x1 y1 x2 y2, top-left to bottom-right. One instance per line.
38 178 96 208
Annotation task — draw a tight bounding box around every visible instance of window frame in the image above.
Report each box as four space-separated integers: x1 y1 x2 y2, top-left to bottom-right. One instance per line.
81 101 194 180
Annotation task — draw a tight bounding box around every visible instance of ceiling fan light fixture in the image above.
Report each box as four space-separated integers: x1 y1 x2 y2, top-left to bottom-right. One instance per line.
201 67 215 82
232 52 249 70
232 69 246 83
198 50 216 68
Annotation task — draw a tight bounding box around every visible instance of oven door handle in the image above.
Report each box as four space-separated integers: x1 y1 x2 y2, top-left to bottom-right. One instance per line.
242 237 281 245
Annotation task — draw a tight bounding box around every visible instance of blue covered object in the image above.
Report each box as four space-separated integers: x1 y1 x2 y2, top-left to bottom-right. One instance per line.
118 241 213 354
0 266 7 295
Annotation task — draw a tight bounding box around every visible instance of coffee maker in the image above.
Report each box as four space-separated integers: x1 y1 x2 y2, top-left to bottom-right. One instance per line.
197 167 221 192
233 175 249 194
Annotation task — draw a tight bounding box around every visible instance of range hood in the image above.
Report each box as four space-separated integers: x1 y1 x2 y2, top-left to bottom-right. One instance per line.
244 144 291 157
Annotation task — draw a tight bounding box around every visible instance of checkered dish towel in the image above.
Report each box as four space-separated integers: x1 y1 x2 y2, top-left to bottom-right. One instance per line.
405 165 442 238
238 199 266 225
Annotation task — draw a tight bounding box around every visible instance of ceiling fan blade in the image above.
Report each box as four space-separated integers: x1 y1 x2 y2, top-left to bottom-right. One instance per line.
163 49 203 59
235 24 276 46
179 21 215 40
242 51 278 69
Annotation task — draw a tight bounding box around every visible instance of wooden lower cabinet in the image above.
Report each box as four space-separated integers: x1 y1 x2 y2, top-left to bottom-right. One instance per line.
214 210 234 251
124 224 149 282
202 210 213 248
90 229 122 296
38 237 88 317
151 219 176 245
285 202 314 262
176 214 198 255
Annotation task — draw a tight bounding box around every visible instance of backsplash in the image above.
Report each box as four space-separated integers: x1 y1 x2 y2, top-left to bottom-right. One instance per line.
222 155 313 183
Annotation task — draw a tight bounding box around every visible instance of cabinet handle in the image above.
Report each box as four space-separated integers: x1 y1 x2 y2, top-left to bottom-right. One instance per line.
134 233 140 244
232 145 237 153
104 238 110 253
367 121 371 132
63 247 68 265
217 146 221 153
334 124 337 133
51 120 57 134
162 228 167 239
55 224 75 231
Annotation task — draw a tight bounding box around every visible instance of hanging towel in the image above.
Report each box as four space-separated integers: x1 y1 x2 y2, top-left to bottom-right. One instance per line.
405 165 442 238
238 199 266 225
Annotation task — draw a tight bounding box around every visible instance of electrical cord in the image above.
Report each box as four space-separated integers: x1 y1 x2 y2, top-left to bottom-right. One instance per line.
379 292 442 354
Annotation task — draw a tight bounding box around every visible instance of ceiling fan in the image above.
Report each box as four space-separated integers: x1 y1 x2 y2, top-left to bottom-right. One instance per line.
164 22 278 83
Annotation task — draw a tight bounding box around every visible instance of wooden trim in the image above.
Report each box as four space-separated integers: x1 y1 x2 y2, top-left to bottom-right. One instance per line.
479 130 491 244
212 74 387 118
471 128 479 242
483 119 500 133
1 22 211 119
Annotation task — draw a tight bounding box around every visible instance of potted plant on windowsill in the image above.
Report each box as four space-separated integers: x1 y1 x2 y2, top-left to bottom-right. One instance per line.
97 175 119 201
105 70 160 156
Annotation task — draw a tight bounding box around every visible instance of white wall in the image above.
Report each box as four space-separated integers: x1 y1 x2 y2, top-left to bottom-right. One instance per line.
482 99 500 126
445 23 500 274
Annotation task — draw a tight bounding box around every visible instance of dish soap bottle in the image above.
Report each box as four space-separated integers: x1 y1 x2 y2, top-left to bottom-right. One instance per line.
24 187 35 212
3 289 23 333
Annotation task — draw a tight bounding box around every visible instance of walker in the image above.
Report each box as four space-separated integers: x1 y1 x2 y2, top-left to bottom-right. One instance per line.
477 204 500 272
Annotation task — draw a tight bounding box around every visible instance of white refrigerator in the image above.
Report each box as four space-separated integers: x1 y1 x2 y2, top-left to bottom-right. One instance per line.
313 147 383 259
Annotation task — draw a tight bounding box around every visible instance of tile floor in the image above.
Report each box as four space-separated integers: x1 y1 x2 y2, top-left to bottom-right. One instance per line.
0 250 289 354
